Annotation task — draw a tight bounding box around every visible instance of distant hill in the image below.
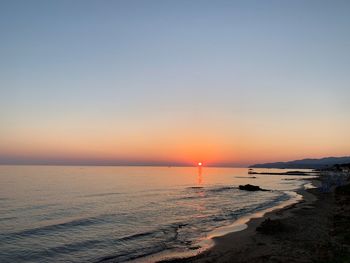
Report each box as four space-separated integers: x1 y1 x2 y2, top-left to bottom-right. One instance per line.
250 156 350 169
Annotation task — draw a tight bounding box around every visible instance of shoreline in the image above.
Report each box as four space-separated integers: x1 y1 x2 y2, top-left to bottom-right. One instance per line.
160 175 350 263
134 177 317 263
155 179 317 263
190 185 317 262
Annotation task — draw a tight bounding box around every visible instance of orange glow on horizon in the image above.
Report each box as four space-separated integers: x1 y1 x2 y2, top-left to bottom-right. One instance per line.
1 115 349 166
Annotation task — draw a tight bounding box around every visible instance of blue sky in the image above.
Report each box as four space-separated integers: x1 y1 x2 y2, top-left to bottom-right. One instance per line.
1 0 350 165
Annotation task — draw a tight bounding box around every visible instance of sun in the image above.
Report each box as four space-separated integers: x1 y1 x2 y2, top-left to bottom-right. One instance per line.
198 162 202 166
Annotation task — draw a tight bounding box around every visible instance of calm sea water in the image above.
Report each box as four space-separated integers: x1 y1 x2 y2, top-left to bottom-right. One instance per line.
0 166 314 263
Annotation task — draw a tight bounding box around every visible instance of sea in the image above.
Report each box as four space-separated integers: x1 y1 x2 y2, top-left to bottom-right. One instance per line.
0 165 315 263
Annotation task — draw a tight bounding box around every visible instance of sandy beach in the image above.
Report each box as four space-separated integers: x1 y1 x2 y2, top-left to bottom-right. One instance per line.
163 175 350 263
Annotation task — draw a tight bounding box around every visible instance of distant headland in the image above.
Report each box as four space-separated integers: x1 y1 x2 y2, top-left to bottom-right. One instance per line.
250 156 350 169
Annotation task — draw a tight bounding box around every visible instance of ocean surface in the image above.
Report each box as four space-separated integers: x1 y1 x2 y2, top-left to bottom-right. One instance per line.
0 165 315 263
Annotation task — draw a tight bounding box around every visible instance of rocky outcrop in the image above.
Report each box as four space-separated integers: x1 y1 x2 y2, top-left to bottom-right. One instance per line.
238 184 267 191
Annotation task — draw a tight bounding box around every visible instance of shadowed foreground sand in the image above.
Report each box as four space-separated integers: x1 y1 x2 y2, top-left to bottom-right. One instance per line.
163 177 350 263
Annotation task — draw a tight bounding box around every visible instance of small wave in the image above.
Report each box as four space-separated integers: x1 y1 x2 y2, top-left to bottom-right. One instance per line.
187 186 236 193
207 186 236 193
16 239 103 262
247 192 290 213
45 238 103 254
82 192 122 198
116 223 187 244
96 223 190 262
116 230 155 243
174 195 206 201
0 215 113 241
28 203 58 210
172 186 237 201
0 238 104 262
0 216 17 222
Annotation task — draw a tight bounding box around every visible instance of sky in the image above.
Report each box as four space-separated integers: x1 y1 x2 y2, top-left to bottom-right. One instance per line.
1 0 350 166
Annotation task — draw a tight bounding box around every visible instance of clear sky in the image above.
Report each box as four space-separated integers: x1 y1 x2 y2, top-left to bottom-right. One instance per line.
1 0 350 166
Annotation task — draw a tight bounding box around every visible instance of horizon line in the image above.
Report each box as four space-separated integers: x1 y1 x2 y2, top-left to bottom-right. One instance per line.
1 154 349 168
0 161 248 168
0 163 248 168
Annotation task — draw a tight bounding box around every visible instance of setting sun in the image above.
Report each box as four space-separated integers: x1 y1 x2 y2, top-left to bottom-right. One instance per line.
198 162 202 166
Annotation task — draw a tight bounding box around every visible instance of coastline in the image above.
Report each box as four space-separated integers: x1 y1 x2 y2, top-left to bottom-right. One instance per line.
181 184 317 263
159 175 350 263
135 177 317 263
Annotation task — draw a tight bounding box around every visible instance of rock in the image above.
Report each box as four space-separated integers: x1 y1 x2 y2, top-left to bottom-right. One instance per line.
239 184 267 191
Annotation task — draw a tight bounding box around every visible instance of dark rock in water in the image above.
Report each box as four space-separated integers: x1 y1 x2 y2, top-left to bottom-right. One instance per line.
247 171 310 175
239 184 267 191
256 218 287 234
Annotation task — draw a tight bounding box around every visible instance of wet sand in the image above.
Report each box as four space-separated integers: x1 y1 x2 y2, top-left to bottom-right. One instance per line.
162 177 350 263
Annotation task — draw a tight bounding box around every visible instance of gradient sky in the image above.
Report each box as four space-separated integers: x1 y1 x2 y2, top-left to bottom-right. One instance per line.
1 0 350 166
